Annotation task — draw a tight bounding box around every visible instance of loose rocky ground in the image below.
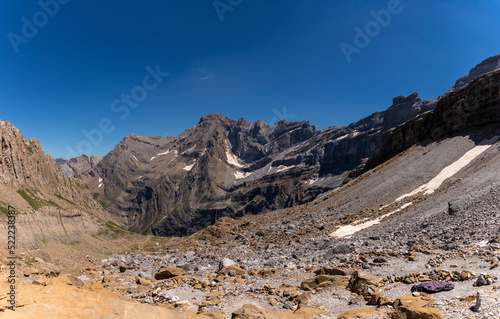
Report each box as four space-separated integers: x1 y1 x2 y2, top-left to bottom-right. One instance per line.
2 235 499 318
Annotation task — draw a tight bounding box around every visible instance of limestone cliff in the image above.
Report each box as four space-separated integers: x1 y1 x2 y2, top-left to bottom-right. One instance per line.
0 121 112 248
364 69 500 172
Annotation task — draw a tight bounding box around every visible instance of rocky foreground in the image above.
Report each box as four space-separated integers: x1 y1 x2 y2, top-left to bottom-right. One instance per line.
1 238 499 319
2 180 500 319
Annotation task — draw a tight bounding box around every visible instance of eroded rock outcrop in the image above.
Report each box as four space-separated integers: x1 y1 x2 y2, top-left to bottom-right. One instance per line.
0 121 112 248
364 69 500 172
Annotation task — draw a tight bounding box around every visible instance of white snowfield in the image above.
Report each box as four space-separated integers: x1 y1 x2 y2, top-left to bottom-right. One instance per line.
330 203 412 238
396 135 500 201
98 177 103 188
276 165 294 173
330 135 500 238
307 178 318 185
226 150 245 168
234 171 252 179
150 149 177 161
183 163 195 171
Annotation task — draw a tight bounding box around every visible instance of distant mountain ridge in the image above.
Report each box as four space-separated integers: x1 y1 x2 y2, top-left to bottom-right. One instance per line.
56 154 103 177
448 54 500 93
60 55 500 237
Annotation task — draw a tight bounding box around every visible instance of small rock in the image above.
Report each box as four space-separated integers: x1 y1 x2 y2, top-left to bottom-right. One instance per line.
170 296 180 303
373 257 387 263
448 198 466 215
218 258 236 271
475 275 488 286
473 292 481 312
283 302 293 309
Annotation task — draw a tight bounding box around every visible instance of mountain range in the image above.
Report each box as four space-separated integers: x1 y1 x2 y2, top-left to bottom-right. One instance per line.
51 54 500 237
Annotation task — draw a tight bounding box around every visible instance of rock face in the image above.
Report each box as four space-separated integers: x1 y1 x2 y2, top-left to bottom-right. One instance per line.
81 98 440 237
448 54 500 93
71 55 500 237
0 121 111 248
364 68 500 172
56 154 103 177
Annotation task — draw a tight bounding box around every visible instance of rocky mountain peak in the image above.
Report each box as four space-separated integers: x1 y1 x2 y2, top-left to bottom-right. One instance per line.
236 117 250 127
250 119 270 131
198 113 234 125
57 153 104 177
449 54 500 92
392 92 420 105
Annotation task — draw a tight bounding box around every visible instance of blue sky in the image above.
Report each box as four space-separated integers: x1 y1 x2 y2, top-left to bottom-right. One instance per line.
1 0 499 159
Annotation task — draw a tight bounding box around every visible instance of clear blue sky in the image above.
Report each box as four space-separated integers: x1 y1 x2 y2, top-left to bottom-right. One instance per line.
1 1 499 159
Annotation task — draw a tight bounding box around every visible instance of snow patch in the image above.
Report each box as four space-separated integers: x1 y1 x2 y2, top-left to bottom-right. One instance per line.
328 136 499 239
226 151 245 168
150 149 176 161
396 135 500 202
335 131 359 142
98 177 103 188
336 134 349 141
276 165 295 173
234 171 252 179
183 163 195 171
330 202 412 238
182 146 196 154
132 155 138 162
307 178 318 185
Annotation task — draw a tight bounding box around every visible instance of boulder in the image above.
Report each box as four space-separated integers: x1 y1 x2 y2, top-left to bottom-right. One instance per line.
448 198 466 215
38 262 60 278
231 304 282 319
393 293 434 310
338 309 382 319
347 271 381 294
219 258 236 271
293 307 330 317
119 264 136 273
300 275 349 291
219 265 247 276
295 292 311 304
136 276 153 286
314 267 350 276
47 274 84 288
154 267 186 280
399 306 443 319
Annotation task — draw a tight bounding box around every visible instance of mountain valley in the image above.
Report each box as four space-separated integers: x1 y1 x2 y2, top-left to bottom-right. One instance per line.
0 55 500 318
